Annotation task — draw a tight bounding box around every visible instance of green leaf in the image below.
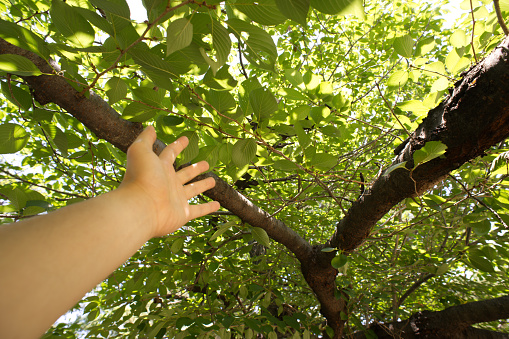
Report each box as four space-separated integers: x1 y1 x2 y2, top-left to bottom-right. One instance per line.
235 0 287 25
0 19 50 59
0 54 42 76
53 128 68 157
122 102 159 122
1 82 32 111
180 131 200 163
205 89 236 114
105 77 128 104
321 247 336 252
274 159 298 171
397 100 428 115
166 18 193 56
450 29 468 48
436 263 450 275
74 7 114 36
132 86 165 107
393 34 414 58
0 123 29 154
232 138 257 167
89 0 130 19
430 77 449 92
129 43 179 79
470 219 491 236
202 66 238 91
50 0 95 47
303 72 321 91
227 19 277 71
275 0 310 26
413 141 447 166
171 237 185 253
311 153 337 170
320 125 342 138
468 249 495 272
415 37 435 57
252 227 270 247
294 122 311 149
310 0 364 17
176 317 194 329
331 253 348 269
285 69 305 90
279 88 308 101
32 108 54 122
423 61 446 77
210 221 235 241
310 106 330 124
387 70 408 88
205 20 231 75
250 88 278 121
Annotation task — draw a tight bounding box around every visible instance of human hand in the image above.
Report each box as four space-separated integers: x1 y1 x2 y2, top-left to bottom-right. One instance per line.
120 126 220 238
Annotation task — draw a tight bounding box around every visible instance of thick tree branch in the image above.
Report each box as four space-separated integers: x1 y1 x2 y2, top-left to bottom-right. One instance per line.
328 36 509 253
353 294 509 338
0 37 313 263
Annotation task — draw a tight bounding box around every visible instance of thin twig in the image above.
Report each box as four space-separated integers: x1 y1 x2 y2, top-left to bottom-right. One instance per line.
82 0 192 94
469 0 479 63
449 174 508 229
376 83 416 143
494 0 509 35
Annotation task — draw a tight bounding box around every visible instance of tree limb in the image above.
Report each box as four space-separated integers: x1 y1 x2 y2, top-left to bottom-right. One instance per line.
328 36 509 253
0 37 313 263
352 294 509 338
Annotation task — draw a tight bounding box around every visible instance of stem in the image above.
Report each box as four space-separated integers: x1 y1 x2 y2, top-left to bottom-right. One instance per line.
494 0 509 35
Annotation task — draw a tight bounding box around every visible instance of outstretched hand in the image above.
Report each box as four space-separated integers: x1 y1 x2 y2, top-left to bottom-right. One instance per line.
120 126 220 237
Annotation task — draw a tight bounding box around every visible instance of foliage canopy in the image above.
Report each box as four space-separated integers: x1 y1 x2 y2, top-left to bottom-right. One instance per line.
1 0 509 338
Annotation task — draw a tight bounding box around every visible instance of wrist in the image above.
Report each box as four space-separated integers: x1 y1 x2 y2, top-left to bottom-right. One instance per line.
109 184 158 241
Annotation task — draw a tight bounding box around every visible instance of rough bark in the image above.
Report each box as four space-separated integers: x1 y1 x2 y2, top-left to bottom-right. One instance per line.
328 36 509 253
352 295 509 338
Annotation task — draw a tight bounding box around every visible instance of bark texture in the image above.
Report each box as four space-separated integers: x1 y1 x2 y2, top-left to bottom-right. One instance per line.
328 37 509 253
2 34 509 338
353 295 509 338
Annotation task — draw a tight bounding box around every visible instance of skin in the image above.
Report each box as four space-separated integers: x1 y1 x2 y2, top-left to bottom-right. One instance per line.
0 126 220 339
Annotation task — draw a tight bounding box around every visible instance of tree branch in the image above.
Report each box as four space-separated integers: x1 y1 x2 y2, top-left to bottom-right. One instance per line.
0 37 313 263
494 0 509 36
352 294 509 338
328 35 509 253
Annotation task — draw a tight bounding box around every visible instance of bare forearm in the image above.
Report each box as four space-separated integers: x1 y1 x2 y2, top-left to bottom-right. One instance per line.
0 187 152 339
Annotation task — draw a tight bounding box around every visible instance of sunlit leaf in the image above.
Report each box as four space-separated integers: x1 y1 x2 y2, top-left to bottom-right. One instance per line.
393 34 414 58
0 54 41 76
50 0 95 47
0 123 29 154
105 77 128 104
413 141 448 166
387 70 408 88
276 0 310 26
310 0 364 17
250 87 278 121
166 18 193 56
235 0 286 25
232 138 257 167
